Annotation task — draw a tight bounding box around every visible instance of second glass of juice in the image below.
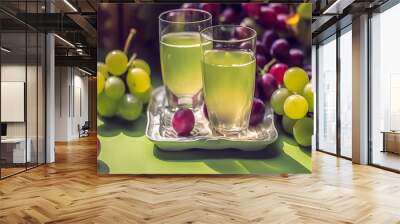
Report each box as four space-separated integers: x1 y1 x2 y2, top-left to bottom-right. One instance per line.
159 9 212 110
200 25 257 135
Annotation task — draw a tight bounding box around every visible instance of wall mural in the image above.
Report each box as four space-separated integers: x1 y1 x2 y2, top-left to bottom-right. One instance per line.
97 3 313 174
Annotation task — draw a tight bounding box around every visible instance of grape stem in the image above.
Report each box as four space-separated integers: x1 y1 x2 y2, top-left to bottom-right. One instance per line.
124 28 137 54
128 53 137 68
259 58 277 75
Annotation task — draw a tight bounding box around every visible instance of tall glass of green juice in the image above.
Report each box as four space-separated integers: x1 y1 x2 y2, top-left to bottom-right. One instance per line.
159 9 212 110
200 25 257 135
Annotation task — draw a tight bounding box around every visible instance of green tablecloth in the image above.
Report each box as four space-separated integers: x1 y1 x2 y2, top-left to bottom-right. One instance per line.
97 75 310 174
97 116 311 174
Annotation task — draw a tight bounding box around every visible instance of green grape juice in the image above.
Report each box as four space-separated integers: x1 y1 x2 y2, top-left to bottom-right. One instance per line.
202 49 256 133
160 32 204 97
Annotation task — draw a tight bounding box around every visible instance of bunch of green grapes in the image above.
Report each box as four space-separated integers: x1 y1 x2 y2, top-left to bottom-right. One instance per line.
270 67 313 147
97 49 152 121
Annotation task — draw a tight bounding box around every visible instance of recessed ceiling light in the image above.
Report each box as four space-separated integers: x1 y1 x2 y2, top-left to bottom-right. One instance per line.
78 67 93 76
54 34 75 48
1 47 11 53
63 0 78 12
323 0 354 15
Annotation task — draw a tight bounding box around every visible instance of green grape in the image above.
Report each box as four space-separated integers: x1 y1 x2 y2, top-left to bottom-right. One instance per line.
127 67 151 93
97 62 109 78
131 85 152 104
297 3 312 19
293 117 313 147
302 83 314 112
282 115 296 135
117 93 143 121
132 59 151 76
97 92 118 117
105 76 125 100
97 71 105 95
270 88 291 115
105 50 128 76
283 94 308 119
283 67 309 93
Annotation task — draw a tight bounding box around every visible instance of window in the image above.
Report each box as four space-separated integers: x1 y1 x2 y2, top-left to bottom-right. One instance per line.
0 1 47 179
339 26 352 158
317 35 337 154
370 3 400 171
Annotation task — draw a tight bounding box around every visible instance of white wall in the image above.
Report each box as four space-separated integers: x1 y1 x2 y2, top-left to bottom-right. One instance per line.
1 63 46 164
1 65 26 137
72 73 89 138
1 65 32 138
55 67 69 141
54 67 89 141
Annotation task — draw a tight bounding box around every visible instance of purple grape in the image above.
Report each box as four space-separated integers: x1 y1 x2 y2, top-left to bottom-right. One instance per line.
239 42 252 50
256 41 267 55
275 14 288 31
240 17 264 40
203 104 209 120
242 3 261 19
288 48 304 67
172 108 195 136
259 6 277 28
234 26 251 40
256 54 267 68
269 63 288 85
274 114 283 124
165 12 178 21
219 8 236 24
250 98 266 126
256 76 266 101
303 64 312 80
260 73 278 99
181 3 199 9
200 3 220 17
303 64 311 71
261 30 278 53
254 83 260 99
270 38 290 62
270 3 290 14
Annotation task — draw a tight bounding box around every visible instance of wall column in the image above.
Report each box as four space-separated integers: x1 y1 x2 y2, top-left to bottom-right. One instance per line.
352 14 369 164
46 33 55 163
45 0 55 163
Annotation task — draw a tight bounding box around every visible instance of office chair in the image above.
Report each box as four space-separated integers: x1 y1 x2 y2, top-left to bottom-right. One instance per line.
79 121 90 138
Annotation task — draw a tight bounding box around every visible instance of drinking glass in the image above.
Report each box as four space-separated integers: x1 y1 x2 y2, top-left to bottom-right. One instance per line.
200 25 257 135
159 9 212 110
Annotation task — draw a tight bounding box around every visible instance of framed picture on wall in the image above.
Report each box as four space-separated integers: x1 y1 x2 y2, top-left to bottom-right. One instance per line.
97 3 313 175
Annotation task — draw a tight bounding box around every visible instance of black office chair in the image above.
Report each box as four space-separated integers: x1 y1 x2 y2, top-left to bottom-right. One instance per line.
79 121 90 138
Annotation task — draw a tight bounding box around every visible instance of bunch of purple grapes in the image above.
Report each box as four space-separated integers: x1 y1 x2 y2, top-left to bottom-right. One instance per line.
181 2 311 98
239 3 313 146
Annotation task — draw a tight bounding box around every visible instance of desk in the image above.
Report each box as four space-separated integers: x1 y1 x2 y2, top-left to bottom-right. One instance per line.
382 131 400 154
1 138 31 163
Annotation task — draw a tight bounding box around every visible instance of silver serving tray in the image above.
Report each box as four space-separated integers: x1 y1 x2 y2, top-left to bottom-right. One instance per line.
145 86 278 151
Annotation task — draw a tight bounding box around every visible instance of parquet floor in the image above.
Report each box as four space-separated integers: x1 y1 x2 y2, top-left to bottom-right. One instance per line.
1 167 26 178
1 135 400 224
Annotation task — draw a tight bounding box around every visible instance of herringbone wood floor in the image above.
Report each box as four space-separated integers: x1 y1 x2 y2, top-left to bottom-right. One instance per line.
1 135 400 224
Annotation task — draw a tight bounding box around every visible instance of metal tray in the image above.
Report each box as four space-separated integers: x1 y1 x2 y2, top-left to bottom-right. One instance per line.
145 86 278 151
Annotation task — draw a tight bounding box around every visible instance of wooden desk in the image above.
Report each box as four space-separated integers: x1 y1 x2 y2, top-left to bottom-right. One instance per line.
382 131 400 154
